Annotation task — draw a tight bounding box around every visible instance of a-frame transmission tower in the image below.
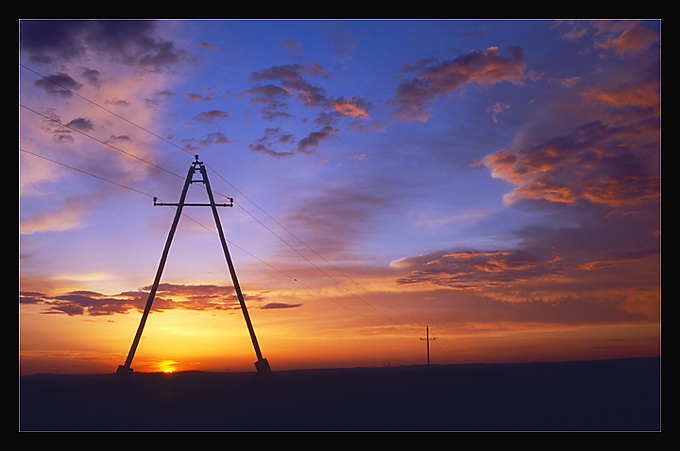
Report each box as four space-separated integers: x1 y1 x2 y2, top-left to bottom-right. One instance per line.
116 156 271 379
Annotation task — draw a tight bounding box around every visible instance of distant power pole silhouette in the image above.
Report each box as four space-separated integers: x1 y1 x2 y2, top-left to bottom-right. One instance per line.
116 156 271 379
420 327 435 370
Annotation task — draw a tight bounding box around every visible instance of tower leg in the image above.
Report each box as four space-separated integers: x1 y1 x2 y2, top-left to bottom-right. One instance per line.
116 163 196 377
115 364 133 380
255 358 272 376
200 164 271 376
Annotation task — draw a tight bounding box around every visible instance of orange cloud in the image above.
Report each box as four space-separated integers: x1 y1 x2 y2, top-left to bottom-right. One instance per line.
396 249 561 290
331 98 369 119
581 72 660 111
483 59 660 208
19 283 283 317
597 23 659 56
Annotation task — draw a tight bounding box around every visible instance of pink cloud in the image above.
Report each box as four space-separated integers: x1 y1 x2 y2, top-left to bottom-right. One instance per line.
244 64 373 155
389 46 526 121
597 22 659 56
482 58 659 208
395 249 562 290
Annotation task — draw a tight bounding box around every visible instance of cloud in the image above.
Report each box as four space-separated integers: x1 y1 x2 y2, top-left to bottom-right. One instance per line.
198 41 217 51
594 21 660 56
395 249 563 290
193 110 230 122
576 246 660 271
482 60 660 208
283 176 401 257
466 22 660 324
34 72 82 98
389 46 526 122
21 290 139 316
248 128 295 158
329 24 357 56
80 68 102 87
242 63 372 156
330 96 370 120
186 91 216 102
249 64 326 97
19 283 272 317
260 302 302 309
297 124 338 154
558 20 659 57
580 65 660 110
181 131 231 152
20 20 194 209
392 241 659 319
65 117 94 132
20 19 186 71
395 287 650 327
20 197 95 235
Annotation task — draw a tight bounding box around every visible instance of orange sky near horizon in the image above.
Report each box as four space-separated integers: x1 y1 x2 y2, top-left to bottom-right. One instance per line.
19 245 660 375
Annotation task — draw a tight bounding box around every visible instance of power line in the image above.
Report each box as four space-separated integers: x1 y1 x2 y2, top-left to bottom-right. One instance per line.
208 168 415 324
20 147 154 199
18 147 288 285
19 103 183 181
19 63 418 327
20 63 194 159
19 147 379 323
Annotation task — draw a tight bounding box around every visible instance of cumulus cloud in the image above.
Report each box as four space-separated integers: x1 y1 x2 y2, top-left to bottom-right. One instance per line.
242 45 527 157
460 22 661 324
242 63 372 156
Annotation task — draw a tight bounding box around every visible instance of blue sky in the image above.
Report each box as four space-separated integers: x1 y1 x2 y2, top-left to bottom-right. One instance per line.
19 20 660 374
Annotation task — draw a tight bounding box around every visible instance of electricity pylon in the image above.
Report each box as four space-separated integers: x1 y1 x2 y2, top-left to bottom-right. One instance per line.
116 156 271 379
420 327 435 370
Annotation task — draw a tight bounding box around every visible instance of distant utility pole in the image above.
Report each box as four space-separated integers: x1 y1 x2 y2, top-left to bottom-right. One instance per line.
116 155 271 380
420 326 435 370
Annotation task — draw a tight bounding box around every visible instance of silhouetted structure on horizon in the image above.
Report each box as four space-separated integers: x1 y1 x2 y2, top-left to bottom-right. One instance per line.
116 156 270 380
420 326 435 370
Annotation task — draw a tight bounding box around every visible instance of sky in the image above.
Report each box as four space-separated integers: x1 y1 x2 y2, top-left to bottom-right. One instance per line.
19 19 661 375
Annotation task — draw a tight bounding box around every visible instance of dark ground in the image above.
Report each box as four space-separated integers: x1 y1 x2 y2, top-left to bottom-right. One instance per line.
20 357 660 431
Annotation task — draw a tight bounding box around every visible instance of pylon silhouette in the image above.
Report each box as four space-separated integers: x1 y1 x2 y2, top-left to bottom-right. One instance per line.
116 156 271 379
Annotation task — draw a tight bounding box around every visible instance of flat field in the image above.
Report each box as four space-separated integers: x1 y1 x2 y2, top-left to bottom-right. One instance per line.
19 357 660 431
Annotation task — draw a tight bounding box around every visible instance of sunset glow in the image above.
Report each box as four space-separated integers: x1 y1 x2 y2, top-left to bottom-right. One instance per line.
19 19 660 376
